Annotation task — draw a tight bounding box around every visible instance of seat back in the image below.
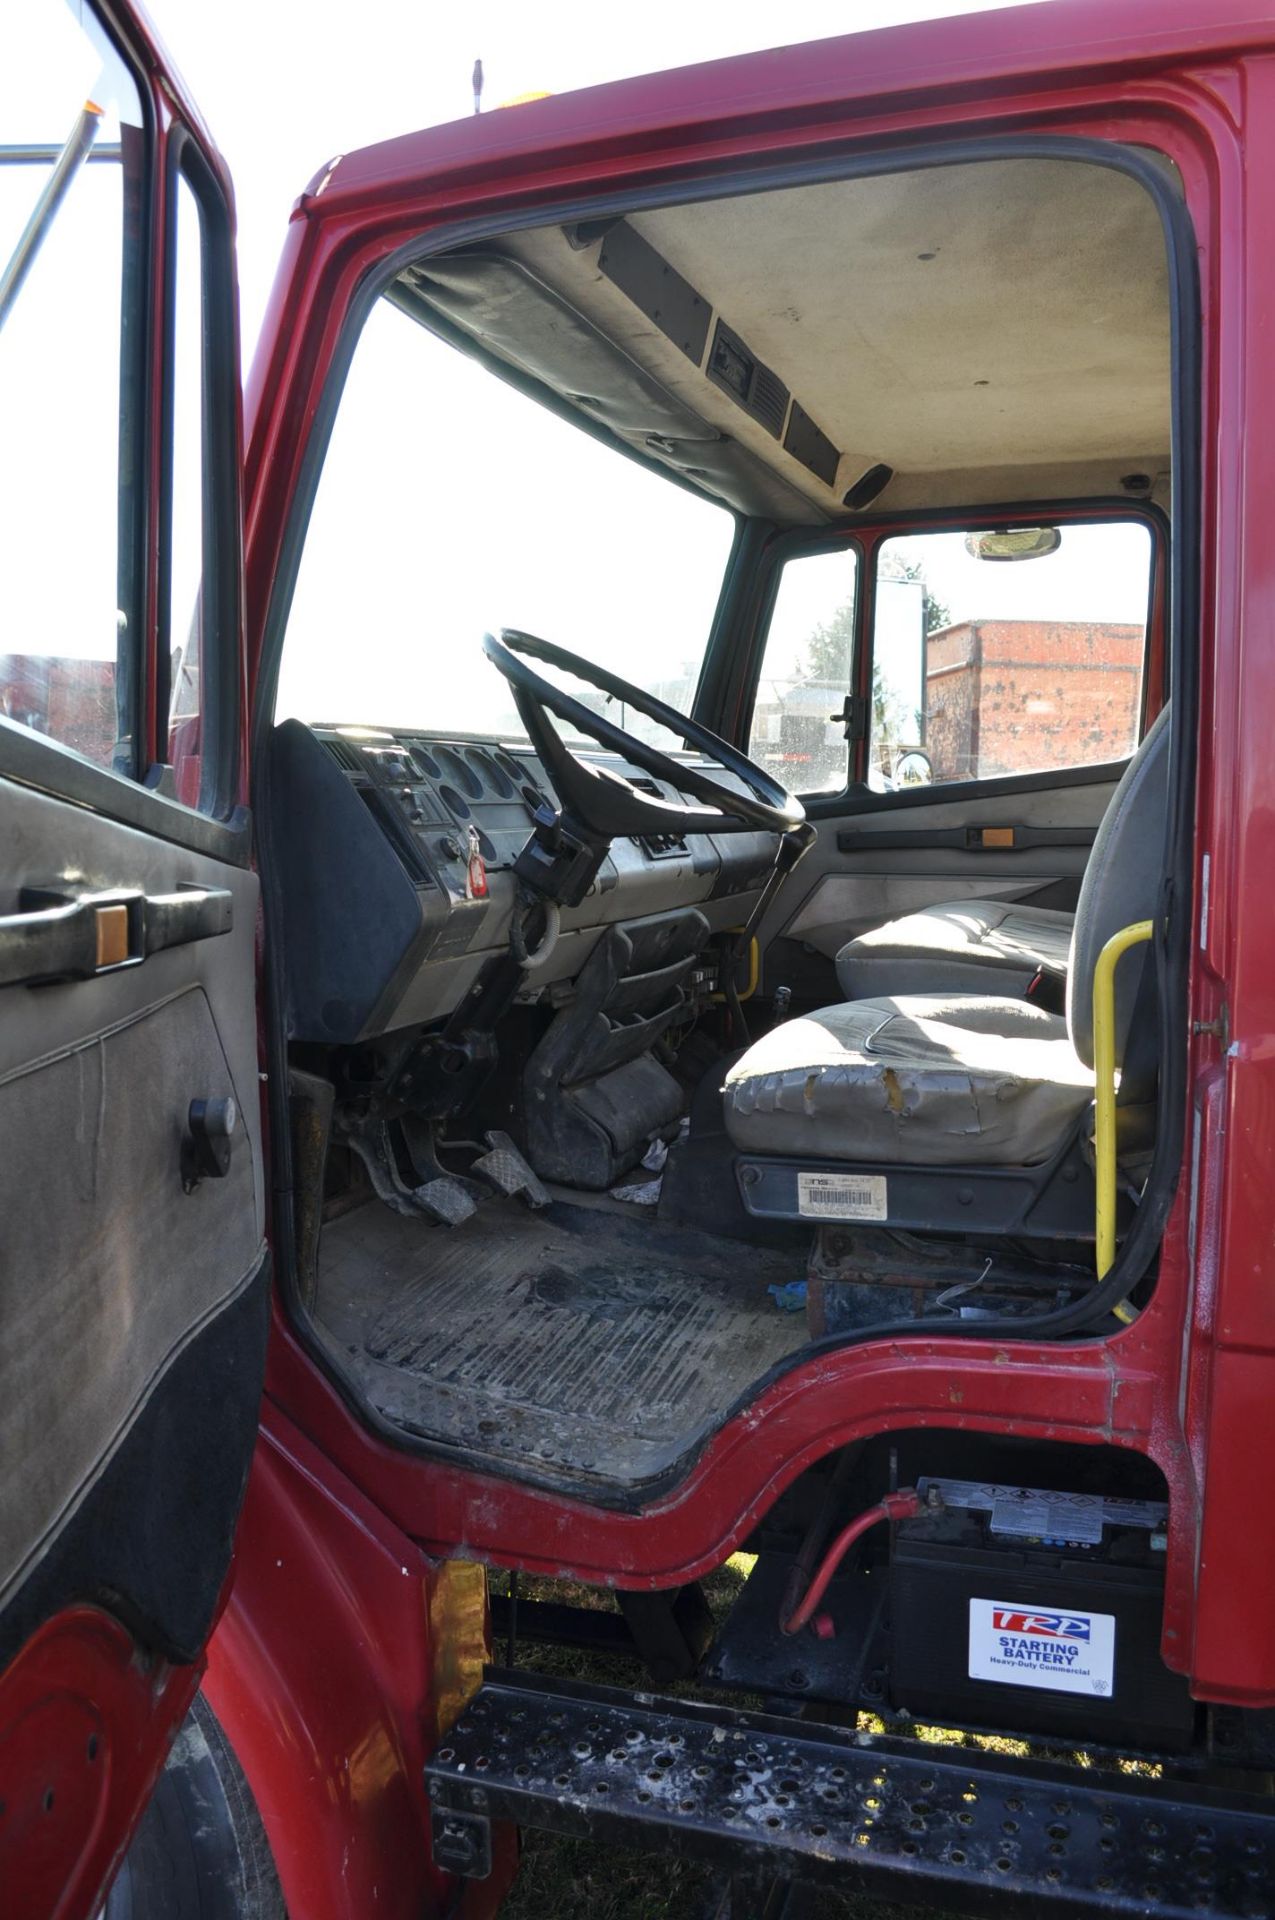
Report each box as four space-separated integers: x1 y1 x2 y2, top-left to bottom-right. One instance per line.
1066 703 1171 1070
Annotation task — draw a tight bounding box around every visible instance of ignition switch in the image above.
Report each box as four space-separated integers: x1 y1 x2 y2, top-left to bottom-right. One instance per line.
181 1095 238 1192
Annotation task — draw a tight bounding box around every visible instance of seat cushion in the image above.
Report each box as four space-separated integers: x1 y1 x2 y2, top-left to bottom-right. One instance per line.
835 900 1075 1001
723 994 1093 1166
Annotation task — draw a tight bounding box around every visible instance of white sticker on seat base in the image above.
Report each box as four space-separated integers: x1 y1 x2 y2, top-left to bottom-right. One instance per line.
797 1171 887 1220
969 1599 1116 1696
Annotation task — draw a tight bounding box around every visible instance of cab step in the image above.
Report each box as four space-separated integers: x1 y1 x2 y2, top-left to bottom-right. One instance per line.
425 1670 1274 1917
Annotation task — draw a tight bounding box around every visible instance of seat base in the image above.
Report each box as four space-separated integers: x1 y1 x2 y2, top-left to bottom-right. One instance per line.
734 1126 1104 1242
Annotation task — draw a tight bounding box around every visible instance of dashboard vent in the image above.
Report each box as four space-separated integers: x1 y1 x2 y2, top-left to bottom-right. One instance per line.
324 733 365 772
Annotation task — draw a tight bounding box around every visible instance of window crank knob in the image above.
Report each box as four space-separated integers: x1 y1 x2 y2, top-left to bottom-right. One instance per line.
182 1095 238 1191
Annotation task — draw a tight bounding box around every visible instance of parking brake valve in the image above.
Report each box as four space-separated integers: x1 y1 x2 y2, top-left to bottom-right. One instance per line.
181 1095 238 1193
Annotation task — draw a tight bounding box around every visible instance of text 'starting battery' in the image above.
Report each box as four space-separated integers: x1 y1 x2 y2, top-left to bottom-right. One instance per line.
797 1171 887 1220
919 1477 1168 1546
968 1597 1117 1695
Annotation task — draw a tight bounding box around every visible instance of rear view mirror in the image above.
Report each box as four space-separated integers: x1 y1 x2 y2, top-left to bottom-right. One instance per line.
964 526 1062 562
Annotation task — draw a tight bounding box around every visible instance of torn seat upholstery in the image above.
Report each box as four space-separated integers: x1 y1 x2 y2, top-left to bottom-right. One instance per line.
723 995 1093 1166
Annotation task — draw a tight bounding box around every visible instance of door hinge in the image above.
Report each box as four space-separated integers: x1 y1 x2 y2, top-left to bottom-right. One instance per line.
1192 1002 1230 1049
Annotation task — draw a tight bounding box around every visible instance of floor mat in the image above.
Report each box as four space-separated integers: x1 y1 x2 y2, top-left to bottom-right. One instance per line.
315 1199 808 1491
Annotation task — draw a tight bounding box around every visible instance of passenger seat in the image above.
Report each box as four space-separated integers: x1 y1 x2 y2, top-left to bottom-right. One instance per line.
833 707 1168 1004
834 898 1074 1001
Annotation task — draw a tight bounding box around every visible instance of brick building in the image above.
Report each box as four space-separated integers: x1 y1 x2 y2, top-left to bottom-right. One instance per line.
0 655 118 767
924 619 1143 781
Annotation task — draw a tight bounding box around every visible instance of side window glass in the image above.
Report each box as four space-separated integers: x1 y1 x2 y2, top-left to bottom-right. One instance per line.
748 548 858 794
869 523 1152 791
0 6 145 774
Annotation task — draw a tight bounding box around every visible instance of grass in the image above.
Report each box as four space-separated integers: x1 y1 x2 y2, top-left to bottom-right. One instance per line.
489 1559 961 1920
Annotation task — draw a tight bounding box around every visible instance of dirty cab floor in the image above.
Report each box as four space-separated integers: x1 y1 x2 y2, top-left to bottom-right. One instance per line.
314 1198 808 1492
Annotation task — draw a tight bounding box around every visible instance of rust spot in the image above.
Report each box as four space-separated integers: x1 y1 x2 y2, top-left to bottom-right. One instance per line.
882 1068 905 1114
948 1386 964 1405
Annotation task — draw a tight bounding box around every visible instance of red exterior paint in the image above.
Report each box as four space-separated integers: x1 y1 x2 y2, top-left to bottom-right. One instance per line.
202 1410 514 1920
0 1608 198 1920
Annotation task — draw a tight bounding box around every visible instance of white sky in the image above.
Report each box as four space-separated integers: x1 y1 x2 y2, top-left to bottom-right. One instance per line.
148 0 1050 359
154 0 1050 740
13 0 1163 761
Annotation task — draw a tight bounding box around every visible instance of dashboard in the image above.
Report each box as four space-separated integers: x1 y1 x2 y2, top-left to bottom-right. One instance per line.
268 719 779 1044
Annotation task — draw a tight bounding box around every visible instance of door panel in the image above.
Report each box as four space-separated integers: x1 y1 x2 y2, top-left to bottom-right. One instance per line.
0 764 268 1920
0 777 264 1670
759 771 1119 986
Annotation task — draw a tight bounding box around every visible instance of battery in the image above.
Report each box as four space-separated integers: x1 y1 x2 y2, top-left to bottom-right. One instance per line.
888 1477 1194 1750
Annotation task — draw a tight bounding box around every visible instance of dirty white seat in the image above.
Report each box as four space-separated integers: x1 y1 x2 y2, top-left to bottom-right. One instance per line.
724 994 1093 1165
835 899 1074 1001
723 707 1170 1173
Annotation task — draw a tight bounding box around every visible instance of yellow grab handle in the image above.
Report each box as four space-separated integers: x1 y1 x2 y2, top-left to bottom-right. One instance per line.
1092 919 1154 1289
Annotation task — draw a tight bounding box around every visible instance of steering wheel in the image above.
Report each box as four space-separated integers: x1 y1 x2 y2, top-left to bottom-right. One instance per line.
482 629 808 844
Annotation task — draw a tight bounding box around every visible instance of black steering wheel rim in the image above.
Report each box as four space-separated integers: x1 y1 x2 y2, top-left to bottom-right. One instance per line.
482 629 807 841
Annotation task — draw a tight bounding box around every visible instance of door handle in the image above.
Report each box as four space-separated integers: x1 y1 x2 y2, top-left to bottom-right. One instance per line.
0 885 233 988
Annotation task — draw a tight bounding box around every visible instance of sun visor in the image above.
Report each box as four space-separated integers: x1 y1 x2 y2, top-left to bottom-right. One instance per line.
390 253 825 524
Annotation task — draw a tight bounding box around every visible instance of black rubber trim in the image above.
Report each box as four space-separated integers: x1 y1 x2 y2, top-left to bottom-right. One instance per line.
0 1256 270 1671
804 755 1130 821
156 129 245 823
0 721 251 865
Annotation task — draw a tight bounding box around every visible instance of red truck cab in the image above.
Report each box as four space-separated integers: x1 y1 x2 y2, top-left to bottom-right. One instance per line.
3 2 1275 1915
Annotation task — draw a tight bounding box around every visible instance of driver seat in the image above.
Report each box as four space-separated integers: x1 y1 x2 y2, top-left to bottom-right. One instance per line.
722 707 1169 1197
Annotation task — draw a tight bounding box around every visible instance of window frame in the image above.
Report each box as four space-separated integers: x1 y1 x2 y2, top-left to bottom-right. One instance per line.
738 533 864 798
0 4 248 864
735 499 1166 818
155 128 243 822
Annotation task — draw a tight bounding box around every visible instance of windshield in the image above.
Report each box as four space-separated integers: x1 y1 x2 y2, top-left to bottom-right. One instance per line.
275 296 736 746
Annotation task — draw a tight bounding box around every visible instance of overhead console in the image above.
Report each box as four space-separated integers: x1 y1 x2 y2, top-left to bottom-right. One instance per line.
267 720 778 1046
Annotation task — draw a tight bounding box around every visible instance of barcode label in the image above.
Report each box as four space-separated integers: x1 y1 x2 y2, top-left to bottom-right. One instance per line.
797 1172 887 1220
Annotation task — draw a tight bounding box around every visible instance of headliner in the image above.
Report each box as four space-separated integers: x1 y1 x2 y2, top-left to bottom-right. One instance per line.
394 153 1172 525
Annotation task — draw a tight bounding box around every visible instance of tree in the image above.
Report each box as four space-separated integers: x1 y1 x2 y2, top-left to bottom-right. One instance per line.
802 599 855 686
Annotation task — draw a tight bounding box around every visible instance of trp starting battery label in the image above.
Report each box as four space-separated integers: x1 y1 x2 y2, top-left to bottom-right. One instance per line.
968 1598 1116 1696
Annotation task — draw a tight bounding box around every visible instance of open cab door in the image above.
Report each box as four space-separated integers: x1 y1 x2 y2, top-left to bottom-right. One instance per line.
0 4 265 1914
